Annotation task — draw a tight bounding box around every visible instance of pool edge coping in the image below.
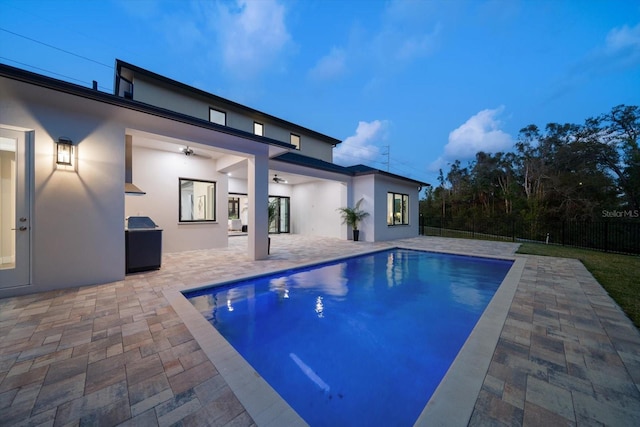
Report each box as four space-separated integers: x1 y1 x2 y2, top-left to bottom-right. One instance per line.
167 246 525 427
414 255 526 426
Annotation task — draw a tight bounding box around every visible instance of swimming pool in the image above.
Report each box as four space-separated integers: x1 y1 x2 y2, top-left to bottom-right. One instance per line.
185 248 513 426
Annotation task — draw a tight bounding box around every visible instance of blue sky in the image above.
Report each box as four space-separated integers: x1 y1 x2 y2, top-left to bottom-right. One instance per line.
1 0 639 185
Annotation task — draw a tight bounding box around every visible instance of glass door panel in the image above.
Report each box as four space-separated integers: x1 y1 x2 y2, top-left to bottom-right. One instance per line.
268 196 290 234
0 136 17 270
279 197 289 233
0 128 30 288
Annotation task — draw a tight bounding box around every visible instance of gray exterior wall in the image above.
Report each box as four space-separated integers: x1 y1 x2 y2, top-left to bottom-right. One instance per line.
132 74 335 162
1 76 126 297
352 174 420 242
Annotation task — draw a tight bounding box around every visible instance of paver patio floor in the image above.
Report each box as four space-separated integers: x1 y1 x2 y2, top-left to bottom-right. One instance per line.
1 235 639 426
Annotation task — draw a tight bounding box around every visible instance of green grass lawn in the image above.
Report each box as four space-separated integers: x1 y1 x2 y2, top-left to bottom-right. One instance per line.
517 243 640 328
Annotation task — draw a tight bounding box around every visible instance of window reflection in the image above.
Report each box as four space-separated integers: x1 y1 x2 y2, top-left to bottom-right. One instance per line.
315 296 324 318
179 178 216 222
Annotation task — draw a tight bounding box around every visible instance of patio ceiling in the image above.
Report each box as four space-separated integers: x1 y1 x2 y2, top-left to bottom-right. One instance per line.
127 128 327 186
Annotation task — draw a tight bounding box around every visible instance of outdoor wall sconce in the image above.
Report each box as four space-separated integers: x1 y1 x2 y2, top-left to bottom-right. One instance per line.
56 137 74 165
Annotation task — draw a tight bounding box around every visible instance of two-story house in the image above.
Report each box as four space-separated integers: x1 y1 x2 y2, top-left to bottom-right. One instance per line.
0 61 427 298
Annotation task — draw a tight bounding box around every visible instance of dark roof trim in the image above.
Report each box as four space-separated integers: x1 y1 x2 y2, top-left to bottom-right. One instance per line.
272 152 354 175
347 164 430 187
115 59 342 147
0 63 295 151
273 152 430 187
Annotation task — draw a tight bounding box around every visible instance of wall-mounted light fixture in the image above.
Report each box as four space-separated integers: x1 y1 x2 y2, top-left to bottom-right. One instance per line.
56 137 74 165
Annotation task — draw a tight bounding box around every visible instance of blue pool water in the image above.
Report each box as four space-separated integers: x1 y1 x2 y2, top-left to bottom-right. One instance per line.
185 249 513 426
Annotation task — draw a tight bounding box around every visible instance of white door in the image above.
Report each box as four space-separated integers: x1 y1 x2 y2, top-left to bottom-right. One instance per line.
0 128 30 289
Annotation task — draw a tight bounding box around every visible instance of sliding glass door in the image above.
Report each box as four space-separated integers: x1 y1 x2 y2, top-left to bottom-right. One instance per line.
268 196 290 234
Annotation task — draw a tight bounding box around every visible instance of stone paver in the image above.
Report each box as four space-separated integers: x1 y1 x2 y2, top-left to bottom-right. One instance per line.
0 235 638 426
469 254 640 426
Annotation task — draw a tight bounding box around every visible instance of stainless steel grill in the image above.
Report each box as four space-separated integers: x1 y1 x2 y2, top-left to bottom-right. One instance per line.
125 216 162 273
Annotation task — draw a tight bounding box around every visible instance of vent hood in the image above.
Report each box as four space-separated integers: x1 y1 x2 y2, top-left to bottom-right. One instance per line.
125 135 146 195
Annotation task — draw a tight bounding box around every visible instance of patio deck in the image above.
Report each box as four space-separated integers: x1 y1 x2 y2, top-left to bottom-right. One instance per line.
1 235 639 426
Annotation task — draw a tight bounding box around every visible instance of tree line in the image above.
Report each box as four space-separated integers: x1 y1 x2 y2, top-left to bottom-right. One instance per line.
421 105 640 225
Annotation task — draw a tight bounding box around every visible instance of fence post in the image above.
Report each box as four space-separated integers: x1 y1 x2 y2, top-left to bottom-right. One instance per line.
512 218 515 242
561 221 565 246
604 221 608 253
472 217 475 239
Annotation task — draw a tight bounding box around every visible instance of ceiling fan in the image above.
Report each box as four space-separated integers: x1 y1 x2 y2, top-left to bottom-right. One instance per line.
272 174 287 184
180 146 211 158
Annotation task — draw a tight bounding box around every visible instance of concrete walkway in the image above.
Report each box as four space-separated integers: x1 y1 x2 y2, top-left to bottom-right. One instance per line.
0 235 638 426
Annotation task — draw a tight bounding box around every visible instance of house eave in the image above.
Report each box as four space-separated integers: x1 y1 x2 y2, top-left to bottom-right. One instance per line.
0 63 296 152
115 59 342 147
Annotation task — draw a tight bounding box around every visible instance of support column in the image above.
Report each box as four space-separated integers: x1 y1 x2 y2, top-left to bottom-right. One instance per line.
247 154 269 260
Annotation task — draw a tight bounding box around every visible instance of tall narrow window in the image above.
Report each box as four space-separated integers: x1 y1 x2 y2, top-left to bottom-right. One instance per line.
268 196 290 234
387 192 409 225
290 133 300 150
209 108 226 126
254 122 264 136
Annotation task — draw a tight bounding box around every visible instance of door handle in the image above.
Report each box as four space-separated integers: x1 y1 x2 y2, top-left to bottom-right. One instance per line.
11 226 28 231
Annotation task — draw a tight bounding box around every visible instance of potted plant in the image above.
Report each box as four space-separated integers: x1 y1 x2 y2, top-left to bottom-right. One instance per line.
338 198 369 241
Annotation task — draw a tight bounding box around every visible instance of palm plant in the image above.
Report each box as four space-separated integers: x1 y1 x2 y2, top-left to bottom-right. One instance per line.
338 198 369 241
268 199 278 230
267 199 278 253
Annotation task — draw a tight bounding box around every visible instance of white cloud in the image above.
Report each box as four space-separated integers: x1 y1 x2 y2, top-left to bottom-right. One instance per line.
306 0 440 83
215 0 291 77
550 21 640 100
308 47 347 80
394 28 441 61
605 22 640 53
601 22 640 68
429 107 512 171
334 120 388 166
374 0 441 63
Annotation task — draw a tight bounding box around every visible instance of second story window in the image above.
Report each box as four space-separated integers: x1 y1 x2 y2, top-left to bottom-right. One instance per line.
290 133 300 150
254 122 264 136
209 108 226 126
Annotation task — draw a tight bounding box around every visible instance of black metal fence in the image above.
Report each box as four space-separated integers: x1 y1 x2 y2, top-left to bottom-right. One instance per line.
419 216 640 255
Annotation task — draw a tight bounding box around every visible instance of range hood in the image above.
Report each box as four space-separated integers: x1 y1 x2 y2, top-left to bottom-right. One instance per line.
125 135 146 195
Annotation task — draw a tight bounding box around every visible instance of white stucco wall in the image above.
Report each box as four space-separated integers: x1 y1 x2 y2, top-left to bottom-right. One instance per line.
351 175 376 242
125 145 228 253
228 177 248 194
1 77 125 297
291 180 346 238
268 182 293 198
371 175 420 241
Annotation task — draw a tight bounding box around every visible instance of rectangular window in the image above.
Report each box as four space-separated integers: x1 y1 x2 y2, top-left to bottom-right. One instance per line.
179 178 216 222
254 122 264 136
387 192 409 225
290 133 300 150
209 108 226 126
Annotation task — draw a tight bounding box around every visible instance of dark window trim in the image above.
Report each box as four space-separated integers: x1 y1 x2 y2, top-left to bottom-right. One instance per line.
254 121 264 136
179 177 217 223
388 192 410 226
268 195 291 234
290 133 301 150
209 107 226 126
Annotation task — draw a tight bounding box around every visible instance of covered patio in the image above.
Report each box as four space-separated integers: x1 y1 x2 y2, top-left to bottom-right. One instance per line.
1 235 639 426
